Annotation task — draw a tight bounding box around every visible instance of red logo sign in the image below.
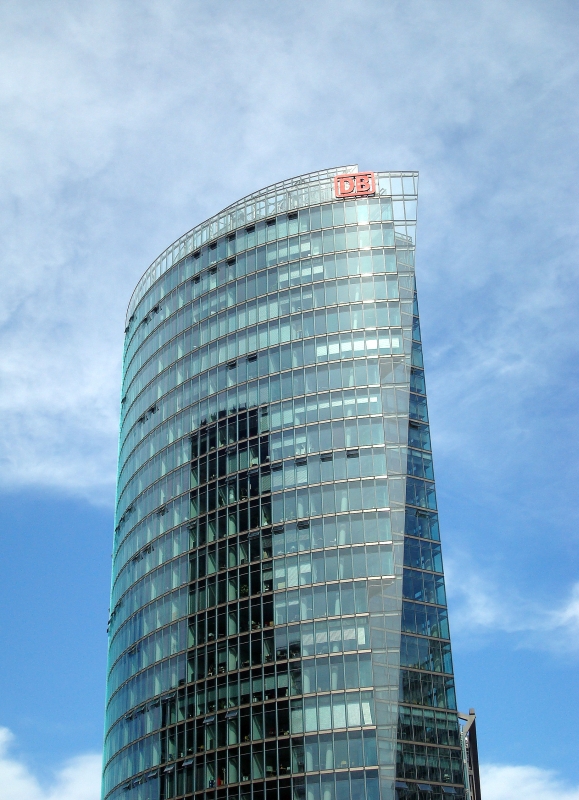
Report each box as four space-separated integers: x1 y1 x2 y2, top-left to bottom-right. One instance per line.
334 171 376 199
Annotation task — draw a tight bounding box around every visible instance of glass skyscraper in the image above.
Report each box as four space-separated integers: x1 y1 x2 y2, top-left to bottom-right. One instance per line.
103 167 481 800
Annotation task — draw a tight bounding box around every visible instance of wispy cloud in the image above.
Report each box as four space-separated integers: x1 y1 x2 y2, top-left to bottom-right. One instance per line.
482 764 579 800
0 0 576 502
445 555 579 652
0 728 100 800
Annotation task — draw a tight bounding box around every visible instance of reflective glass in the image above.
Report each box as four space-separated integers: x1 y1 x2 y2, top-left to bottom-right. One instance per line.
103 169 468 800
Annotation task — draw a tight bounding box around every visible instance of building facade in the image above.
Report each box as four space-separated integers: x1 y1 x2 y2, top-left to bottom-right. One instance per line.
103 167 480 800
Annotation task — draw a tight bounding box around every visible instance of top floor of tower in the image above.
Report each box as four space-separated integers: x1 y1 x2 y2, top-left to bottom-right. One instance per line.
125 166 419 328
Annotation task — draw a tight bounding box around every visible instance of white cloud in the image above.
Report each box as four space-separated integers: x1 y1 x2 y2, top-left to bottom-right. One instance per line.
552 582 579 633
0 728 100 800
445 554 579 651
0 0 576 501
482 763 579 800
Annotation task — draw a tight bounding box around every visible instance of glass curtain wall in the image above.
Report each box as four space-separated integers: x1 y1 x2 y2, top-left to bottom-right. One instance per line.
102 167 468 800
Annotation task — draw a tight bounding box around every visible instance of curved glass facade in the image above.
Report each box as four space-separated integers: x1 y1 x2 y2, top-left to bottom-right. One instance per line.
103 167 471 800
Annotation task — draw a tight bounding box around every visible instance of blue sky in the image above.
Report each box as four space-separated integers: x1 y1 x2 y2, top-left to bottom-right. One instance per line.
0 1 578 798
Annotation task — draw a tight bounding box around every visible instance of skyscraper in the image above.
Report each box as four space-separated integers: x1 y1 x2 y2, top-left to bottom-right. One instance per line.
103 167 481 800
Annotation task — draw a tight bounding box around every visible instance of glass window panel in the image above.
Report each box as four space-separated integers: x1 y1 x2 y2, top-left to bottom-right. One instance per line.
304 697 317 731
331 694 346 729
318 695 332 730
319 735 334 771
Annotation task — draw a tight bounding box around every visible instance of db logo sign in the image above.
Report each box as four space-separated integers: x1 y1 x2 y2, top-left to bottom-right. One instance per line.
334 171 376 199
